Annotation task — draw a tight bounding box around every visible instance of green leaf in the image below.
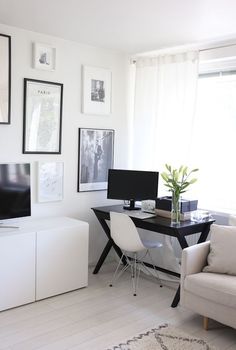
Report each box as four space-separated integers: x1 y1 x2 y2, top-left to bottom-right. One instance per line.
189 178 197 184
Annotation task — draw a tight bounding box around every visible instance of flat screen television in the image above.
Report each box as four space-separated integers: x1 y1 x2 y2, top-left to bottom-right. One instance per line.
0 163 31 221
107 169 159 210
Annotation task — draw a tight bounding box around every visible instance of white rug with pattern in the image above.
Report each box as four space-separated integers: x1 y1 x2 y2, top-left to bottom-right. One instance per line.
106 324 216 350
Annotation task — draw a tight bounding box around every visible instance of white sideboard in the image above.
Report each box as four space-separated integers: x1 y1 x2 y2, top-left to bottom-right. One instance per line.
0 217 89 311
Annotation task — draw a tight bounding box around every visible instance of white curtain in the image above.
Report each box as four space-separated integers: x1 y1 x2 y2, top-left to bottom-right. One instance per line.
131 52 199 175
130 51 199 276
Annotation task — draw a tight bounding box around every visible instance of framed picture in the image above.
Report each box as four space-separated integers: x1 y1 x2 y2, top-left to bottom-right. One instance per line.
0 34 11 124
38 161 64 202
78 128 114 192
33 43 56 71
82 65 111 115
23 78 63 154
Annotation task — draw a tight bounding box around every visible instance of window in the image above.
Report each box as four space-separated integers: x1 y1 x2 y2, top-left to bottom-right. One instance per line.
191 70 236 212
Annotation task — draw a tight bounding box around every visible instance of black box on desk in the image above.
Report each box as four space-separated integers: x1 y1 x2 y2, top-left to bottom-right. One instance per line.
156 196 198 213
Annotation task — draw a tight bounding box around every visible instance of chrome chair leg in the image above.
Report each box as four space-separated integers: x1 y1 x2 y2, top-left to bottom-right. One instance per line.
109 253 130 287
131 253 138 296
146 250 163 287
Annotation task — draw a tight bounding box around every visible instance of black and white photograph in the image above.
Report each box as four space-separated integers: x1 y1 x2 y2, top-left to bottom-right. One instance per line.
82 65 111 115
78 128 114 191
91 79 105 102
0 34 11 124
33 43 56 71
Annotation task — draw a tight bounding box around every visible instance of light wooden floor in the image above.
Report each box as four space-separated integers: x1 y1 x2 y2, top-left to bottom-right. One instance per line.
0 263 236 350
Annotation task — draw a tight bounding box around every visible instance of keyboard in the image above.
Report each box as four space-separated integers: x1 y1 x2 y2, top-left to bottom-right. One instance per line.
125 211 156 219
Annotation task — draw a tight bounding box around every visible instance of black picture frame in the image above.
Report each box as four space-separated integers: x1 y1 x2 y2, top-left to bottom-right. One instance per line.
0 33 11 124
77 128 114 192
23 78 63 154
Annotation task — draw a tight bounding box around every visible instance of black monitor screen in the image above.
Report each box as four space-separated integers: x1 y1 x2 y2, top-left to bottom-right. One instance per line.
107 169 158 205
0 163 31 220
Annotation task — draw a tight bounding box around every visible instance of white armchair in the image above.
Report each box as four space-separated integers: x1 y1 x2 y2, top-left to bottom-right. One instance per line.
181 241 236 330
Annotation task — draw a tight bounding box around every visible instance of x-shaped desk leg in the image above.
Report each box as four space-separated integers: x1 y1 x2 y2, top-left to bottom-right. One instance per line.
93 215 127 274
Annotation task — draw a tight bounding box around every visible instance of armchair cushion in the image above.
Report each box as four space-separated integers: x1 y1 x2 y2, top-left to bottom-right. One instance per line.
184 272 236 307
203 224 236 275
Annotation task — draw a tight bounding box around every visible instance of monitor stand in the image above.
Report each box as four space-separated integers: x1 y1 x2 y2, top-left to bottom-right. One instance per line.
123 200 141 211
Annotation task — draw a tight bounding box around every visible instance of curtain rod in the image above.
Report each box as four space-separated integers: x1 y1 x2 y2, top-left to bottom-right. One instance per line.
200 42 236 52
131 42 236 63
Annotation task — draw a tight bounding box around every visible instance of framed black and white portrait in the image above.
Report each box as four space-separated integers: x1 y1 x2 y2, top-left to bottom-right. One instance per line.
0 34 11 124
23 78 63 154
78 128 114 192
82 65 111 115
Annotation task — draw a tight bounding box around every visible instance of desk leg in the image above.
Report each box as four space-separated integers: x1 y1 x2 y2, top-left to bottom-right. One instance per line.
197 223 211 243
93 240 113 274
171 286 180 308
171 234 189 308
93 214 126 274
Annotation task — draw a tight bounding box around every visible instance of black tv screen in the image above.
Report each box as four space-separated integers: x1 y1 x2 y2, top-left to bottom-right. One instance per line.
107 169 158 209
0 163 31 220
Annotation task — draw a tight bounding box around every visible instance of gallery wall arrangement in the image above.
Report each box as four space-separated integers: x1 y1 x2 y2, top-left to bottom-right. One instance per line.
0 30 115 207
0 33 11 124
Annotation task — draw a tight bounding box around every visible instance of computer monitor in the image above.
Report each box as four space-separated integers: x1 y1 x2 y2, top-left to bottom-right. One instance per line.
107 169 159 210
0 163 31 221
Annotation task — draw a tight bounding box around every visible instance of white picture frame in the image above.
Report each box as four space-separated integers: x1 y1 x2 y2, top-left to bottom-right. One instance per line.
38 161 64 202
82 65 111 115
33 42 56 71
78 128 114 192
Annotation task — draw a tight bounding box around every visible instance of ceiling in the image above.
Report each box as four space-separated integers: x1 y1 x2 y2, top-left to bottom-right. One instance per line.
0 0 236 53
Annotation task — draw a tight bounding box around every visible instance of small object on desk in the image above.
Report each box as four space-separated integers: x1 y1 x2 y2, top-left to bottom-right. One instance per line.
141 200 156 213
125 210 156 220
191 210 212 221
156 197 198 213
156 209 192 221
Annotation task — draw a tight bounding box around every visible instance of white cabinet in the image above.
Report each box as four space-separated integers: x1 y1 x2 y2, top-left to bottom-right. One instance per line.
36 223 88 300
0 232 35 311
0 217 89 311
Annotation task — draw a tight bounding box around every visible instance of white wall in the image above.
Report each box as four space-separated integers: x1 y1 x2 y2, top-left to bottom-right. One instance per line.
0 23 129 265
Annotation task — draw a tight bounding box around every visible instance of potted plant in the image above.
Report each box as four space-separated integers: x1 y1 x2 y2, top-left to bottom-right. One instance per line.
161 164 199 224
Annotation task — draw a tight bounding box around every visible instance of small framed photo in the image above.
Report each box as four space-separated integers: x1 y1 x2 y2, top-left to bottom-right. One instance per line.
0 33 11 124
33 43 56 71
78 128 114 192
82 65 111 115
23 78 63 154
38 161 64 202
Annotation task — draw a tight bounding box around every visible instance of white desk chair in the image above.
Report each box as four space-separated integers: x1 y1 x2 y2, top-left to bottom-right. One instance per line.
109 211 163 296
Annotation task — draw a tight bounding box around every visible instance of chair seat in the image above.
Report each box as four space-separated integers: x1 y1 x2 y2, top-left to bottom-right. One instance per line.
141 239 163 249
184 272 236 308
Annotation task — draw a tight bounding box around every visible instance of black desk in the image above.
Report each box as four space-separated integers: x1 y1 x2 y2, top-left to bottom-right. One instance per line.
92 205 214 307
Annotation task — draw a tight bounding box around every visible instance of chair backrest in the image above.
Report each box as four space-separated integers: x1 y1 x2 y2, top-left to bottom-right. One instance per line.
110 212 145 252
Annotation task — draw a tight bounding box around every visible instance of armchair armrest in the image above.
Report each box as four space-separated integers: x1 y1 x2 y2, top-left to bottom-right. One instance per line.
181 241 210 286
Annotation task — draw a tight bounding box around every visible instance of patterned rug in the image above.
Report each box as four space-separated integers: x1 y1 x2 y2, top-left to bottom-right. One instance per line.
106 324 216 350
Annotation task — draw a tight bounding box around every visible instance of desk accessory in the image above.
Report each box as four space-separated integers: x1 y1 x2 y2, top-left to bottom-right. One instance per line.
141 200 156 213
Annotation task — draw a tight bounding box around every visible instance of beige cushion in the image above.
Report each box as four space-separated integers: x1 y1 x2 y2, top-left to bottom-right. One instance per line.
203 224 236 275
184 272 236 307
